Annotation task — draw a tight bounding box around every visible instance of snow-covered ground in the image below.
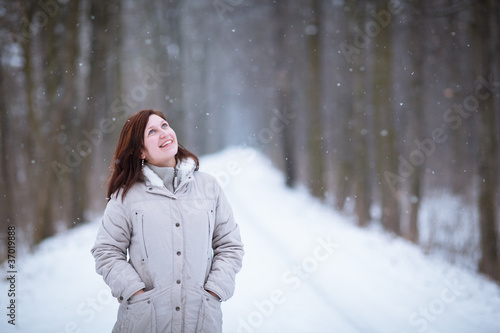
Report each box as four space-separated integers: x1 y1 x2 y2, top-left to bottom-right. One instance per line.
1 147 500 333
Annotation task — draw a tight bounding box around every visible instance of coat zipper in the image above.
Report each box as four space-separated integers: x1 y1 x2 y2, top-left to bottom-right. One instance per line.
173 168 179 193
141 215 149 259
207 210 214 259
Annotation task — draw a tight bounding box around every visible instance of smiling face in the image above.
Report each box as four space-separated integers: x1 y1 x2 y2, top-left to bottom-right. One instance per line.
140 114 178 168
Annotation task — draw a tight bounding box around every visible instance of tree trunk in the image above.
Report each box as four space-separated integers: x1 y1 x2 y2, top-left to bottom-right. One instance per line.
75 0 113 226
274 1 296 188
347 0 371 226
307 0 326 199
0 62 14 262
372 0 401 235
406 2 426 244
473 0 500 281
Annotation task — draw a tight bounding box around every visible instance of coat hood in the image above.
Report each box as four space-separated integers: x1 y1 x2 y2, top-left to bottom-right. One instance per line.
142 158 197 189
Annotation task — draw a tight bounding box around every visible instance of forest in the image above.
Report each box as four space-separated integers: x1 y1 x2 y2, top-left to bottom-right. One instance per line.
0 0 499 283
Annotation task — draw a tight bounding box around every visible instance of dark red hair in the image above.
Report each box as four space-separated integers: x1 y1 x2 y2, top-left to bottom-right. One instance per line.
107 110 199 200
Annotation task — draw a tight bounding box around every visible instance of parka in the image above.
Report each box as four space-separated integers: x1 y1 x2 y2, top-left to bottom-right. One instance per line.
91 159 244 333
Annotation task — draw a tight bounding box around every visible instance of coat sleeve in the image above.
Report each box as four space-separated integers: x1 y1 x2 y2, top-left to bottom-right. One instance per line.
90 197 145 303
204 179 244 302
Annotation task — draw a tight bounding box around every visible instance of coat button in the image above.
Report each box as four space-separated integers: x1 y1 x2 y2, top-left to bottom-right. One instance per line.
176 280 181 284
176 251 181 256
175 223 180 227
119 296 123 301
175 306 180 311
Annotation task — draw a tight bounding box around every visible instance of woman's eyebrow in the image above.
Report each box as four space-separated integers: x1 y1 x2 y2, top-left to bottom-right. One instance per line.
145 123 160 131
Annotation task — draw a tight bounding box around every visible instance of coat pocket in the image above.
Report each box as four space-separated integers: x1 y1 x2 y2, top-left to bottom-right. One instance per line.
206 209 215 256
133 211 149 261
113 290 157 333
205 210 215 279
196 289 223 333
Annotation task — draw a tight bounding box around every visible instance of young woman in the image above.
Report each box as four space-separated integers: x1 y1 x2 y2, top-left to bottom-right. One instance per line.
91 110 244 332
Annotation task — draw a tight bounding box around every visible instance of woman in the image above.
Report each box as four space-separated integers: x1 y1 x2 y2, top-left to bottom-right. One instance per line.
91 110 244 333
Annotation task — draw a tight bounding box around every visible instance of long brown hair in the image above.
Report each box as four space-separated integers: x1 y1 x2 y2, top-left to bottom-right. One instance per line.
107 110 199 200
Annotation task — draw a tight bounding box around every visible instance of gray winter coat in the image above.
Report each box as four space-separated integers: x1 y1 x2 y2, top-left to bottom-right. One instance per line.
91 159 244 333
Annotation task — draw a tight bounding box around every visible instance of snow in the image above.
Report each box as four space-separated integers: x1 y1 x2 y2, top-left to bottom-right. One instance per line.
1 147 500 333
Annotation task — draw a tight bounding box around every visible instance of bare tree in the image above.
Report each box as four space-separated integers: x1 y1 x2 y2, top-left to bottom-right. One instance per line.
372 0 401 235
0 55 13 262
273 1 297 188
473 0 500 281
306 0 326 199
347 0 372 227
405 1 426 243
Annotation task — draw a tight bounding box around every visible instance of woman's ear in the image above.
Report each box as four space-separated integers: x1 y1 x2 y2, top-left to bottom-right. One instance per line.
140 151 146 159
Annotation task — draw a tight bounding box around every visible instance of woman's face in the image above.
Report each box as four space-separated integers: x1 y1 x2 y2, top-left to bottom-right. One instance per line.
140 114 178 167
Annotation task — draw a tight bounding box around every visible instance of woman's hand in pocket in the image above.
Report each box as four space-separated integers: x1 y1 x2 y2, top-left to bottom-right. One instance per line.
132 289 145 298
205 289 221 301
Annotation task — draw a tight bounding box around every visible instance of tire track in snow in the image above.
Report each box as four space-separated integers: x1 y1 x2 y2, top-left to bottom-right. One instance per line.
227 186 383 333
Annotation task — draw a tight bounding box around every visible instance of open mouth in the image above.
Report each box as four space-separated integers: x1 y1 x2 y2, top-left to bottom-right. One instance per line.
160 139 173 148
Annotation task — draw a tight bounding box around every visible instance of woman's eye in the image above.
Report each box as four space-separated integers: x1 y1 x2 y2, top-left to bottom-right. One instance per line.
148 129 155 135
162 123 168 128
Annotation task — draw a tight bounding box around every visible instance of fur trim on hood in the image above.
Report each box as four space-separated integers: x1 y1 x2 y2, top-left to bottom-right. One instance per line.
142 158 197 188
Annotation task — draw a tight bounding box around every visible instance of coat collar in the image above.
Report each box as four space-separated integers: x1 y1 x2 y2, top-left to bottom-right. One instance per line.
143 165 164 187
143 158 197 190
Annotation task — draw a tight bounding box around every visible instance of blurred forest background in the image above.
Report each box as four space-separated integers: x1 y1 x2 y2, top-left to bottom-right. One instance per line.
0 0 499 281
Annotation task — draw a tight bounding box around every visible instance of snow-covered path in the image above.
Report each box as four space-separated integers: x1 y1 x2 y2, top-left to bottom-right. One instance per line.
1 148 500 333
